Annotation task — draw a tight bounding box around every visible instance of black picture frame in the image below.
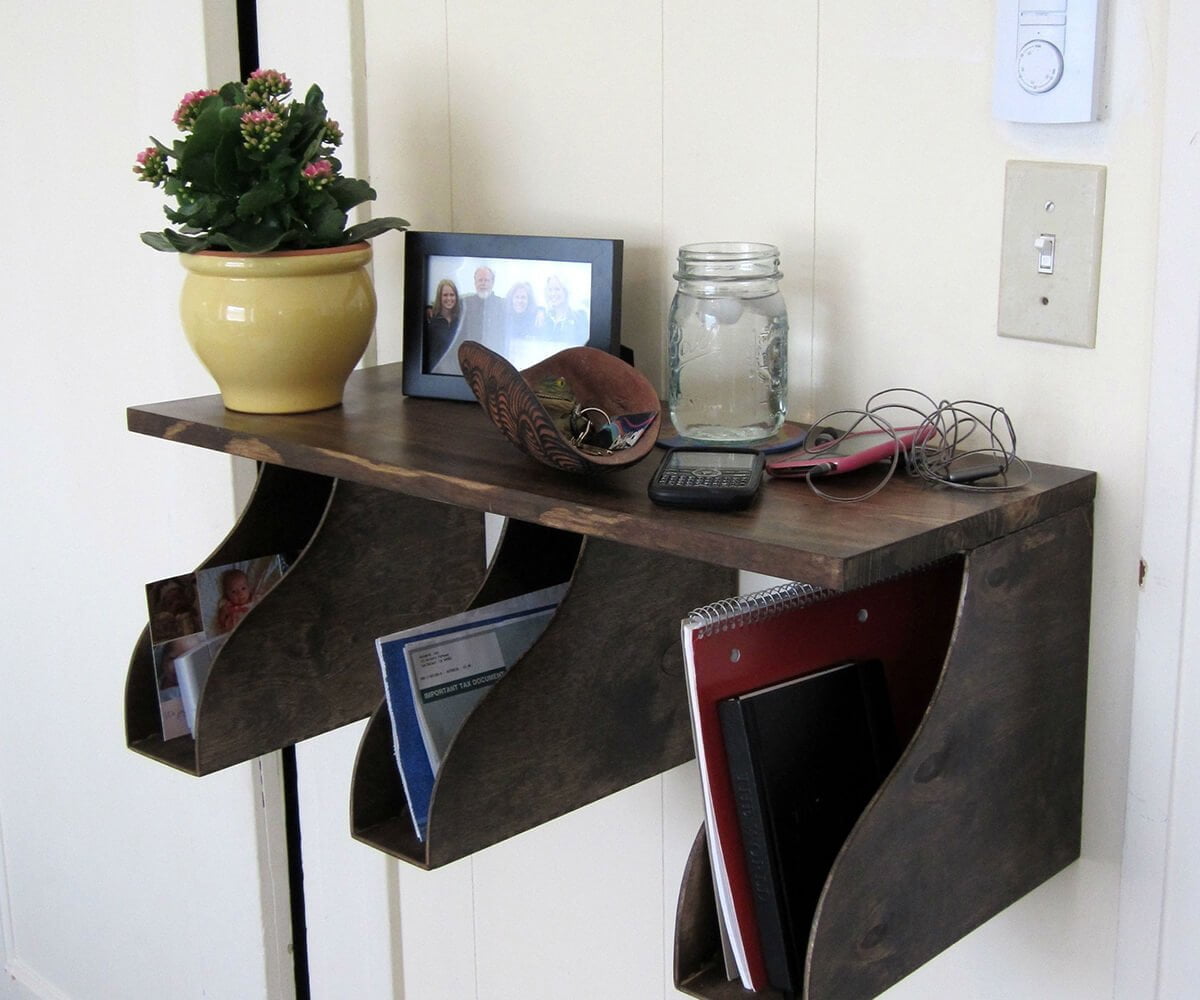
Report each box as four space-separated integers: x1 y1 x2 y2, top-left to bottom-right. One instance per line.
401 231 623 401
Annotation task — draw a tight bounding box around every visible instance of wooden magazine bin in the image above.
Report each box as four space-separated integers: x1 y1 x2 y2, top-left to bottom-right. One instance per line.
124 463 486 775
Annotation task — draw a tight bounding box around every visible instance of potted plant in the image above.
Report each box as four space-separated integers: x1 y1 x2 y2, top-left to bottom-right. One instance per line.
134 69 408 413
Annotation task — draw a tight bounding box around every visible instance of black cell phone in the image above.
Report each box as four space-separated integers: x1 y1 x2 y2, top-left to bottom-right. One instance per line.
647 447 766 510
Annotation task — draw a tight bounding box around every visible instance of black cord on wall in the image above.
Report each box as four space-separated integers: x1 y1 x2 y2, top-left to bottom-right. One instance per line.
280 745 312 1000
230 18 311 999
236 0 260 81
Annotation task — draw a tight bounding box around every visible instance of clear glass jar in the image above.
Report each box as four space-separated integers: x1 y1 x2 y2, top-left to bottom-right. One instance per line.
667 242 788 443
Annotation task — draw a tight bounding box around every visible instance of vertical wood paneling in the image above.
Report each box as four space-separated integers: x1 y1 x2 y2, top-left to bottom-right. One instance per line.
345 2 1156 998
812 4 1003 409
395 858 479 998
421 19 665 987
438 0 665 383
1116 1 1200 996
296 725 399 1000
472 779 668 1000
362 0 455 364
662 1 820 417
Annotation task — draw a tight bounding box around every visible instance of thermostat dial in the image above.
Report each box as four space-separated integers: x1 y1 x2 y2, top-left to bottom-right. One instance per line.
1017 38 1064 94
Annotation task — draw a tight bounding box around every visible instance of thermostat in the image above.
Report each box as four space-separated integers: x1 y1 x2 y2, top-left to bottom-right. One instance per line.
992 0 1105 123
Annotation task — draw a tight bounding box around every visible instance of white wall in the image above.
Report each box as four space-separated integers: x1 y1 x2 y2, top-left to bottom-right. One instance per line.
0 4 284 998
0 1 1184 999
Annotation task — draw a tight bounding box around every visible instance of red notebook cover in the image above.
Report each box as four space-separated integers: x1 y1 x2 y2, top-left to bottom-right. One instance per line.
680 562 961 991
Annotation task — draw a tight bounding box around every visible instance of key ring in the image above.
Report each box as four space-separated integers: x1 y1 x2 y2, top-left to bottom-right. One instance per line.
568 405 614 449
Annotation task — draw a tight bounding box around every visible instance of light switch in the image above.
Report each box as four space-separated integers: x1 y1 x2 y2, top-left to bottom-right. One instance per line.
997 160 1106 349
1034 234 1056 273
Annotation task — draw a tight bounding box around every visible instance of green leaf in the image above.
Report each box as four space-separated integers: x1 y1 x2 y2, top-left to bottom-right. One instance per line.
344 217 409 244
308 203 349 241
297 130 327 167
207 222 293 254
141 229 208 252
219 81 244 105
140 231 180 251
238 179 287 218
168 191 234 227
303 84 326 114
183 100 228 161
328 176 376 212
212 129 247 196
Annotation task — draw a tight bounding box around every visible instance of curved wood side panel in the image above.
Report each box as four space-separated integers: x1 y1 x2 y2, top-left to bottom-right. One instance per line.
126 467 488 775
673 828 766 1000
805 506 1093 999
424 535 736 867
351 520 736 867
125 465 335 773
199 464 335 571
470 518 586 609
350 519 584 860
351 702 424 858
193 483 487 774
126 625 198 773
670 558 964 998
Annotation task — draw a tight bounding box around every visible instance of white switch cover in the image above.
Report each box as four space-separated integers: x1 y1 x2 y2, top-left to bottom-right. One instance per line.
998 160 1106 348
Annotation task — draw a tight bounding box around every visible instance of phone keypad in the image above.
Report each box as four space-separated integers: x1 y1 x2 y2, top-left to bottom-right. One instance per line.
658 470 752 489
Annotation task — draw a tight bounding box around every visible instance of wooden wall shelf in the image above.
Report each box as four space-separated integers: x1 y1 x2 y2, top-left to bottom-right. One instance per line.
126 361 1095 995
125 463 487 775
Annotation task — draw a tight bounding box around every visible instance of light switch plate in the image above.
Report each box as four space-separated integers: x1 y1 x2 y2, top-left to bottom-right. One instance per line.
998 160 1106 348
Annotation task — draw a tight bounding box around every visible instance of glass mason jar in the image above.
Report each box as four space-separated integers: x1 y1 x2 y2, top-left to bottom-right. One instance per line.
667 242 788 443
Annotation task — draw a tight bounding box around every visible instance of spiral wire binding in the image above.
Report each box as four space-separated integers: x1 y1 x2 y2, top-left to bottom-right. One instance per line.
687 580 828 638
793 387 1033 503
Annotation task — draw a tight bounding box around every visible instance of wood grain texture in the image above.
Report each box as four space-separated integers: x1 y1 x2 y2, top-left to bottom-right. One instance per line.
125 464 487 775
805 506 1092 999
126 372 1096 985
673 828 763 999
350 519 585 860
127 363 1096 591
350 519 737 868
125 464 335 772
672 506 1093 1000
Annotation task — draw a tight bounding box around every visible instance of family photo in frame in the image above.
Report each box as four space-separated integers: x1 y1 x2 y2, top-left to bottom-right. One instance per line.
402 232 623 401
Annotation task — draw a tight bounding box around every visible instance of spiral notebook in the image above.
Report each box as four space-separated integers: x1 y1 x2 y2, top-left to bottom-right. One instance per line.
681 568 957 992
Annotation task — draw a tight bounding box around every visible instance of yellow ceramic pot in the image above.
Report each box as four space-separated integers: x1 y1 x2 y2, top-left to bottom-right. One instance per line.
179 243 376 413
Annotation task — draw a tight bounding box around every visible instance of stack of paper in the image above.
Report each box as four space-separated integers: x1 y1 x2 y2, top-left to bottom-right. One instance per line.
377 584 568 841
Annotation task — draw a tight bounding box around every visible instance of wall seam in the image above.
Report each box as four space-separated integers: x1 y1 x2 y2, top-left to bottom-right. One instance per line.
810 0 821 404
444 0 455 232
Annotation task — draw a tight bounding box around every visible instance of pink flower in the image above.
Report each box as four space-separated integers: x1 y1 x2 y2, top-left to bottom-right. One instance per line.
240 109 284 150
172 89 218 132
244 68 292 108
133 146 168 185
302 158 336 189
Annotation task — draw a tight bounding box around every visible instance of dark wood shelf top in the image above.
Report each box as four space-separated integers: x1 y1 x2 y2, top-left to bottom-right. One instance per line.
128 363 1095 591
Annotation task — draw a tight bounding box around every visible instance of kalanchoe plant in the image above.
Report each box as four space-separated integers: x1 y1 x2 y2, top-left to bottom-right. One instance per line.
135 69 406 253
